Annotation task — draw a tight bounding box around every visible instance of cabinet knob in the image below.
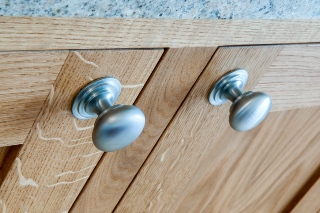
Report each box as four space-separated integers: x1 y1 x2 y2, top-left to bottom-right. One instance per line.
209 69 271 131
72 77 145 152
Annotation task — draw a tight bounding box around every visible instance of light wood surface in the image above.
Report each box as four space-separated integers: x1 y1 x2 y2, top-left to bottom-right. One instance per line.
0 51 68 147
0 49 163 212
256 45 320 112
0 17 319 51
173 107 320 213
292 178 320 213
71 47 217 213
115 46 283 212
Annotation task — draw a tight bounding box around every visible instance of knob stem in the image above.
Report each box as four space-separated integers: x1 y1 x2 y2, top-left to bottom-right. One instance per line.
221 84 243 102
87 93 114 115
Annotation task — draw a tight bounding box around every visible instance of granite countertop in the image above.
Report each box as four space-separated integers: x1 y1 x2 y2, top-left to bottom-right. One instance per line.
0 0 319 19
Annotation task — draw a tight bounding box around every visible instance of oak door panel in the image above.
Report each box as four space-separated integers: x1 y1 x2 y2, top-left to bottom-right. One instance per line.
71 47 217 213
115 45 320 212
0 49 163 213
256 45 320 112
0 51 68 147
174 107 320 213
114 45 284 212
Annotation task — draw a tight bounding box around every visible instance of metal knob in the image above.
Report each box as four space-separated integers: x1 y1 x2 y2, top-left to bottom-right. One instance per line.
209 69 272 131
72 77 145 152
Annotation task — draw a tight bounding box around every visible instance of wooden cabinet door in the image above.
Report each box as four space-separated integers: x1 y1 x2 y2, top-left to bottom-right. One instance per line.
0 49 164 212
114 45 320 213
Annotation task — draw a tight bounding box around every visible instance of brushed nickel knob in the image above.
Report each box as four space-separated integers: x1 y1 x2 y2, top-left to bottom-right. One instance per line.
209 69 271 131
72 77 145 152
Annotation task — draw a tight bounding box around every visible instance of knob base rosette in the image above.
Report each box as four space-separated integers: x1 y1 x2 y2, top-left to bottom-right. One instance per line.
72 77 121 120
209 69 248 105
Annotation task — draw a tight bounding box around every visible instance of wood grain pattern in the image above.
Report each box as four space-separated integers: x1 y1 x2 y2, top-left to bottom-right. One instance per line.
114 46 283 212
256 45 320 112
0 51 68 147
292 178 320 213
71 47 217 213
173 107 320 213
0 17 319 51
0 49 163 212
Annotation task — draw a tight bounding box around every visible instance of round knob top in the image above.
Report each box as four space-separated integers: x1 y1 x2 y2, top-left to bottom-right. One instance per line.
92 105 145 152
229 91 272 131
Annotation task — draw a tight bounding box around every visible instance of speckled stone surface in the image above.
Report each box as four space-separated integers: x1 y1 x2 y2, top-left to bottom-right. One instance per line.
0 0 319 19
